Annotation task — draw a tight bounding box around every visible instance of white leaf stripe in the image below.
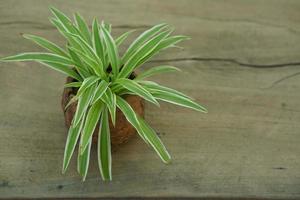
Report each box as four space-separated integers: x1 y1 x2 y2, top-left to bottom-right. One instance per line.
152 90 207 113
68 46 103 77
102 21 112 33
51 7 86 41
111 93 117 125
80 101 103 154
1 52 74 65
62 116 85 173
92 81 110 104
39 61 82 81
118 29 171 78
116 30 135 46
116 96 170 162
23 34 69 57
115 78 158 105
136 65 181 80
122 23 167 64
116 96 148 144
51 8 87 47
156 35 190 51
76 76 99 98
66 32 96 60
98 108 112 180
100 88 116 126
64 95 77 111
101 25 119 77
65 32 105 77
137 116 171 163
135 36 189 67
64 81 82 88
74 13 92 45
67 46 90 78
92 19 105 65
50 18 85 52
73 84 96 126
141 81 193 99
77 137 92 181
50 7 76 33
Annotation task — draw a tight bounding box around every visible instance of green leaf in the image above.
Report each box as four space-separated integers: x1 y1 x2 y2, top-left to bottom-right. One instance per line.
50 7 78 34
65 32 105 77
64 95 77 110
77 137 92 181
98 108 112 181
114 78 158 105
101 88 116 125
80 101 103 154
73 84 96 126
110 93 116 126
1 52 74 65
117 96 170 163
50 9 86 50
99 22 110 67
101 25 119 78
116 30 135 47
118 30 171 78
62 115 85 173
92 19 106 67
103 21 112 33
137 116 171 163
64 81 82 88
139 80 192 99
68 47 103 77
67 46 90 78
135 35 189 67
39 61 82 81
50 18 85 53
91 80 110 104
110 84 124 94
122 23 167 64
2 51 78 80
136 65 181 80
74 13 92 45
148 86 207 113
23 34 68 57
157 35 190 50
115 96 148 143
64 31 99 61
50 17 68 34
76 76 99 98
116 96 138 126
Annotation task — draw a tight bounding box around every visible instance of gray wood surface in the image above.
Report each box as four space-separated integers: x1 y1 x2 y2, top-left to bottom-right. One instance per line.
1 0 300 199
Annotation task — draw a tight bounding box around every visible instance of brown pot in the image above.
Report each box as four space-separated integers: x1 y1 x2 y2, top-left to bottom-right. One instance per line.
61 76 145 148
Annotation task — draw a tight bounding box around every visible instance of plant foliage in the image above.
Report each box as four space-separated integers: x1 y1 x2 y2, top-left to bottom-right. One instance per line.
0 7 207 181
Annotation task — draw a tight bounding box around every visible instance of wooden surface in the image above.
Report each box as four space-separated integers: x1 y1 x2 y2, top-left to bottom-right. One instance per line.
1 0 300 199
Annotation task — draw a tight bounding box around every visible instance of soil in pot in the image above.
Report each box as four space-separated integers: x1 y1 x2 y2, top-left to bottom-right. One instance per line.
61 75 145 149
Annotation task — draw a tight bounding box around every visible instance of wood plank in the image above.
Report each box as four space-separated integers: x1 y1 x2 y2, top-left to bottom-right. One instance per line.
1 0 300 199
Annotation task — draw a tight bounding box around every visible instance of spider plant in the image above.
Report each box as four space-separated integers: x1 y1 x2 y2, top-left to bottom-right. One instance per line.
0 7 207 181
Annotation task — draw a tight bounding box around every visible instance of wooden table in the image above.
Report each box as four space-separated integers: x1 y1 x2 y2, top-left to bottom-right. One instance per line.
1 0 300 199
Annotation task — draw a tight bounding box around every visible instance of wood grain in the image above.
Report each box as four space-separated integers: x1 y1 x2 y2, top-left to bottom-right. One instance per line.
0 0 300 199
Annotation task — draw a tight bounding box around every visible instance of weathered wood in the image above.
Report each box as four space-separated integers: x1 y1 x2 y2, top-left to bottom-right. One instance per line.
1 0 300 199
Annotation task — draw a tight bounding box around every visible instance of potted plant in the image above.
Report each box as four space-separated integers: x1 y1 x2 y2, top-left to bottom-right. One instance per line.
1 7 207 181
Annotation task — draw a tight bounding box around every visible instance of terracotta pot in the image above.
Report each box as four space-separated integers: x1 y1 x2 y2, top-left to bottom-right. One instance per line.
61 76 145 148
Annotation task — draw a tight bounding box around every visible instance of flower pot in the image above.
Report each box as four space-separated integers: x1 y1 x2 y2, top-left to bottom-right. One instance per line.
61 76 145 149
